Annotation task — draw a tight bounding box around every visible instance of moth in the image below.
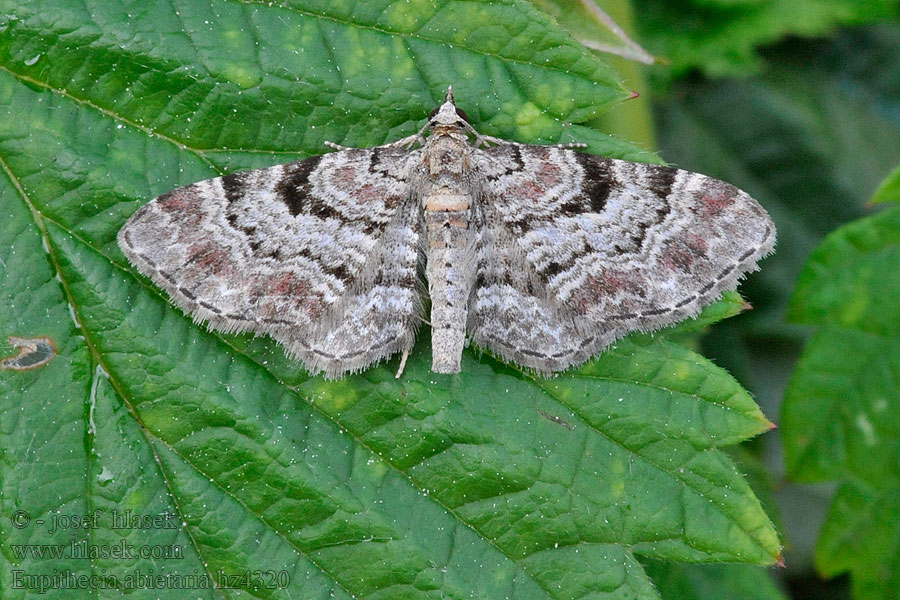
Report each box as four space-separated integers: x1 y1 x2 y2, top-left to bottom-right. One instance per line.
118 87 775 378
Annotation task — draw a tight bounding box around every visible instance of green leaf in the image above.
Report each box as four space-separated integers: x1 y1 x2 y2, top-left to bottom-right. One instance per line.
781 164 900 600
0 1 778 598
633 0 900 79
641 444 786 600
653 291 749 337
870 162 900 205
645 560 788 600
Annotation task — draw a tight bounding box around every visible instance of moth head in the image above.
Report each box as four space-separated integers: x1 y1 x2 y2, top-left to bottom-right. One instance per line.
428 86 469 133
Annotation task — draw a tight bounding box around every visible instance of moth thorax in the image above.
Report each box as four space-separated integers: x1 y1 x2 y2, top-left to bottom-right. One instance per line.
426 136 469 173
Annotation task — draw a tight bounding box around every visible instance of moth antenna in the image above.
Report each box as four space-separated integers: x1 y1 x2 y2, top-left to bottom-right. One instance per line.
324 140 353 151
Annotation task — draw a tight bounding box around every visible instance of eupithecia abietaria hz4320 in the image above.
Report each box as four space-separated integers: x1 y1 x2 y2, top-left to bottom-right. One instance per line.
119 87 775 379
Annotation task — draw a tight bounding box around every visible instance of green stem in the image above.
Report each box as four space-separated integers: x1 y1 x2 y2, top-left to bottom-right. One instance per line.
587 0 657 153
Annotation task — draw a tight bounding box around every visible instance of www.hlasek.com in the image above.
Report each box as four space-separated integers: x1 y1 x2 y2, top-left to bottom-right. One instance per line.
11 568 292 594
9 538 183 561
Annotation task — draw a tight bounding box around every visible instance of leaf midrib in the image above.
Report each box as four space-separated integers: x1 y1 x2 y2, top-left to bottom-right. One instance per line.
0 151 234 599
547 370 765 443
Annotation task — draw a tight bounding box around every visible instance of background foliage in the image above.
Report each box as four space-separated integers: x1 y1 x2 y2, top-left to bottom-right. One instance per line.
1 1 898 599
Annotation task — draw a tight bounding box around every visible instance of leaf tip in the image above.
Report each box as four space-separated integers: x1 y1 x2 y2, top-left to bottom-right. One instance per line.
774 551 786 568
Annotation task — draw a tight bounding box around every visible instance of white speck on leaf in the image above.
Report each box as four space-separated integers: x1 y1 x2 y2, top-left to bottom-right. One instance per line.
98 466 114 483
856 413 877 446
88 364 109 435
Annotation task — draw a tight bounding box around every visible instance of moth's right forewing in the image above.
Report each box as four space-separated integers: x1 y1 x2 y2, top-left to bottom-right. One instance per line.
471 145 775 371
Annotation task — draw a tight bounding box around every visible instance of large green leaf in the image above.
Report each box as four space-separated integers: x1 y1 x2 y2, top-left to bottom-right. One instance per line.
781 164 900 600
0 1 778 598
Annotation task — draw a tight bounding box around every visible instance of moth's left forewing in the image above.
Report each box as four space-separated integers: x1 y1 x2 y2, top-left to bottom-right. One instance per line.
118 146 424 378
474 144 775 356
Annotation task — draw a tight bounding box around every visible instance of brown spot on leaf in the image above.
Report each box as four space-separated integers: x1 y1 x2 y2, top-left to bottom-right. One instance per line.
1 336 56 370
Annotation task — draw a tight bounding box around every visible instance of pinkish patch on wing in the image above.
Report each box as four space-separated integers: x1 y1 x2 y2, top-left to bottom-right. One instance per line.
354 183 385 204
269 272 299 294
661 242 695 271
696 189 735 216
185 242 228 274
569 271 642 313
661 233 709 271
510 181 547 202
536 163 564 187
330 165 360 188
260 273 321 316
264 272 321 314
157 189 194 213
686 233 708 255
